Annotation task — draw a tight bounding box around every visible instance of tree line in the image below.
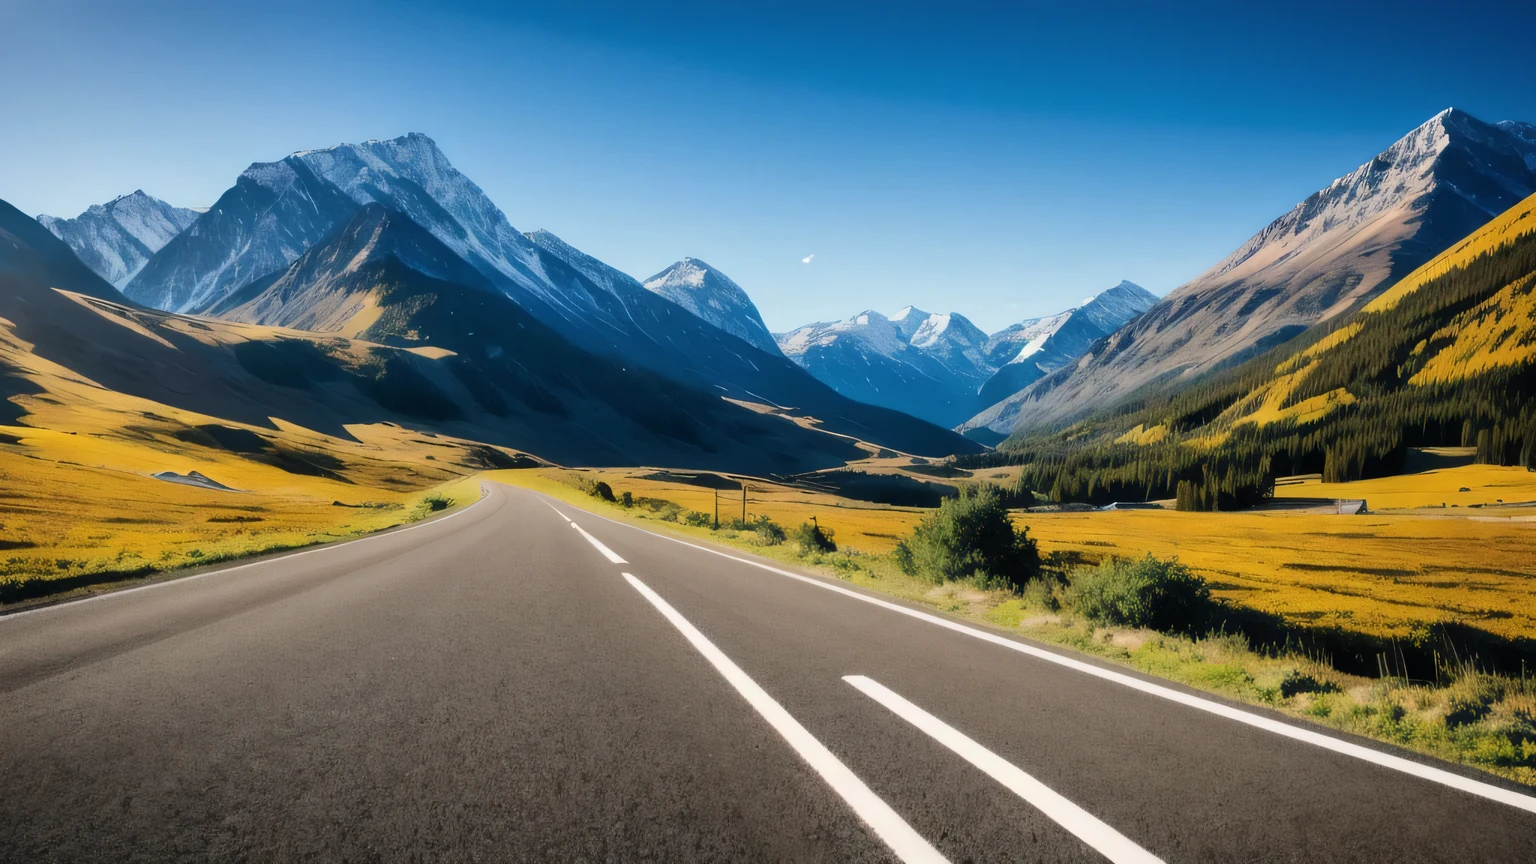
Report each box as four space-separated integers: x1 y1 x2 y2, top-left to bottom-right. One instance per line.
957 228 1536 509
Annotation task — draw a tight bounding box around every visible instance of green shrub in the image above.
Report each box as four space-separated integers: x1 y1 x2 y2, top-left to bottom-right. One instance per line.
1279 669 1341 698
1020 576 1059 611
620 491 633 508
422 493 453 512
745 514 785 545
1064 554 1212 633
894 484 1040 590
590 481 616 502
682 510 715 528
791 521 837 553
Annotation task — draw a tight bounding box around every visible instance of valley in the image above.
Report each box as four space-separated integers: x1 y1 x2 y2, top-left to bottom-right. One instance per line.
5 107 1536 818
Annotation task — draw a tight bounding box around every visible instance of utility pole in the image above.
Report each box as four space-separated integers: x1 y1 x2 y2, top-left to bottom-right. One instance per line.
742 483 748 523
713 489 719 528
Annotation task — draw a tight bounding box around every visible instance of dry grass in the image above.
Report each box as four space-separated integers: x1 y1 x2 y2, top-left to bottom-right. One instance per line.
492 467 1536 788
1274 463 1536 510
496 467 1536 645
0 341 509 605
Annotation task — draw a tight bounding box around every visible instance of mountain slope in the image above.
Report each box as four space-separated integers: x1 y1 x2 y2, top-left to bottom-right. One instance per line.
125 159 358 312
207 203 494 330
0 199 123 301
642 258 781 354
776 308 992 428
974 281 1157 412
984 190 1536 508
37 191 198 288
129 135 973 457
974 108 1536 437
2 197 870 474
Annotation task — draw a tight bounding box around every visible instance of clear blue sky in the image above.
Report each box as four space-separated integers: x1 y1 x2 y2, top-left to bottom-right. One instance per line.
4 0 1534 332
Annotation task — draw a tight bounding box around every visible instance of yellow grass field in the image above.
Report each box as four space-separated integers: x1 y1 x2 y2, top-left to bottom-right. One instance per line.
1275 463 1536 509
496 466 1536 645
0 345 505 604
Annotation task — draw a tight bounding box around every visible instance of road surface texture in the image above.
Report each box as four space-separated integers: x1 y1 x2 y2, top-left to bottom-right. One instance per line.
3 483 1533 862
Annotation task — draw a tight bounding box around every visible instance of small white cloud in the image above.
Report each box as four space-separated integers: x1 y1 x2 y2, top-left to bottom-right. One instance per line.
801 254 814 264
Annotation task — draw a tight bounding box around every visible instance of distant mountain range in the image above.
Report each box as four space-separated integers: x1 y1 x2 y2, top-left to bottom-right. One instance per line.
94 134 976 459
23 107 1533 464
0 196 876 473
975 281 1158 413
966 108 1536 439
775 284 1155 429
37 191 198 288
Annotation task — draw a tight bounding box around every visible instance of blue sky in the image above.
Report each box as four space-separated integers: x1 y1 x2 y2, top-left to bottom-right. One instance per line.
4 0 1534 332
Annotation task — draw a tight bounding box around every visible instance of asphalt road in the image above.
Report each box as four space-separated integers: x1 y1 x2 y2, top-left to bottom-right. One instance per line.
2 483 1533 862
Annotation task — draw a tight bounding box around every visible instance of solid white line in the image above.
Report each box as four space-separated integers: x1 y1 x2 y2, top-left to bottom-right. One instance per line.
539 490 1536 815
543 501 572 522
571 522 626 564
621 572 948 864
2 485 493 622
846 675 1163 864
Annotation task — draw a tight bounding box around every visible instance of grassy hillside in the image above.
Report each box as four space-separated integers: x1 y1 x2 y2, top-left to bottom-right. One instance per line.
981 190 1536 509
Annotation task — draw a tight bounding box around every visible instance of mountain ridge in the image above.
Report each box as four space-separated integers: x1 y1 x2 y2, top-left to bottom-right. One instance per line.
967 107 1536 437
37 191 198 288
643 258 781 355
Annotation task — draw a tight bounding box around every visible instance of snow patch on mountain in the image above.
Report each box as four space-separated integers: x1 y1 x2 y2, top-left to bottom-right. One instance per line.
642 258 781 354
37 191 198 287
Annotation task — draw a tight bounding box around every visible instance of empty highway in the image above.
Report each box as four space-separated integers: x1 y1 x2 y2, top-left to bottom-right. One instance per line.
2 483 1532 862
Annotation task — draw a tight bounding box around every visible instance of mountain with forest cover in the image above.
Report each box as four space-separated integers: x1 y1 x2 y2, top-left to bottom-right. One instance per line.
969 189 1536 510
643 258 781 355
968 108 1536 439
121 134 977 457
37 191 198 288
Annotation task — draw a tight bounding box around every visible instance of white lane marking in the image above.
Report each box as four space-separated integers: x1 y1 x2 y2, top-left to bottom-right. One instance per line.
621 572 948 864
2 486 494 622
847 675 1164 864
571 523 626 564
543 501 572 522
540 490 1536 816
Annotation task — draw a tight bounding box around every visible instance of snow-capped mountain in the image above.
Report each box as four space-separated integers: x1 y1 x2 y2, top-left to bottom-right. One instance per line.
126 134 974 456
777 284 1155 429
892 306 991 384
976 281 1156 408
524 229 637 298
776 306 995 428
125 159 358 312
206 202 495 331
643 258 780 355
37 191 198 288
963 107 1536 439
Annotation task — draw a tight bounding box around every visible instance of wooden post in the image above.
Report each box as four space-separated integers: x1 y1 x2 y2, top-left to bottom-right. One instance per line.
742 483 748 523
713 489 719 528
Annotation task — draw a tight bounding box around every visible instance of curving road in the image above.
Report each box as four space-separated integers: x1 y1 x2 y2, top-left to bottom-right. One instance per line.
2 483 1533 862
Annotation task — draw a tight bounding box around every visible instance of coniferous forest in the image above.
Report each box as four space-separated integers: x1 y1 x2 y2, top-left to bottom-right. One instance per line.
959 228 1536 509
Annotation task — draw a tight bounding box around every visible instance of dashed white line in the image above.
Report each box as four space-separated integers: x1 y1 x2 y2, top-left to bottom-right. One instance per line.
572 522 626 564
544 501 572 522
621 572 948 864
847 675 1164 864
540 490 1536 816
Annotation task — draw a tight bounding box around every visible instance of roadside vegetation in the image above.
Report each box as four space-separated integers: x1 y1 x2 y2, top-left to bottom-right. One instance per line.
520 468 1536 788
